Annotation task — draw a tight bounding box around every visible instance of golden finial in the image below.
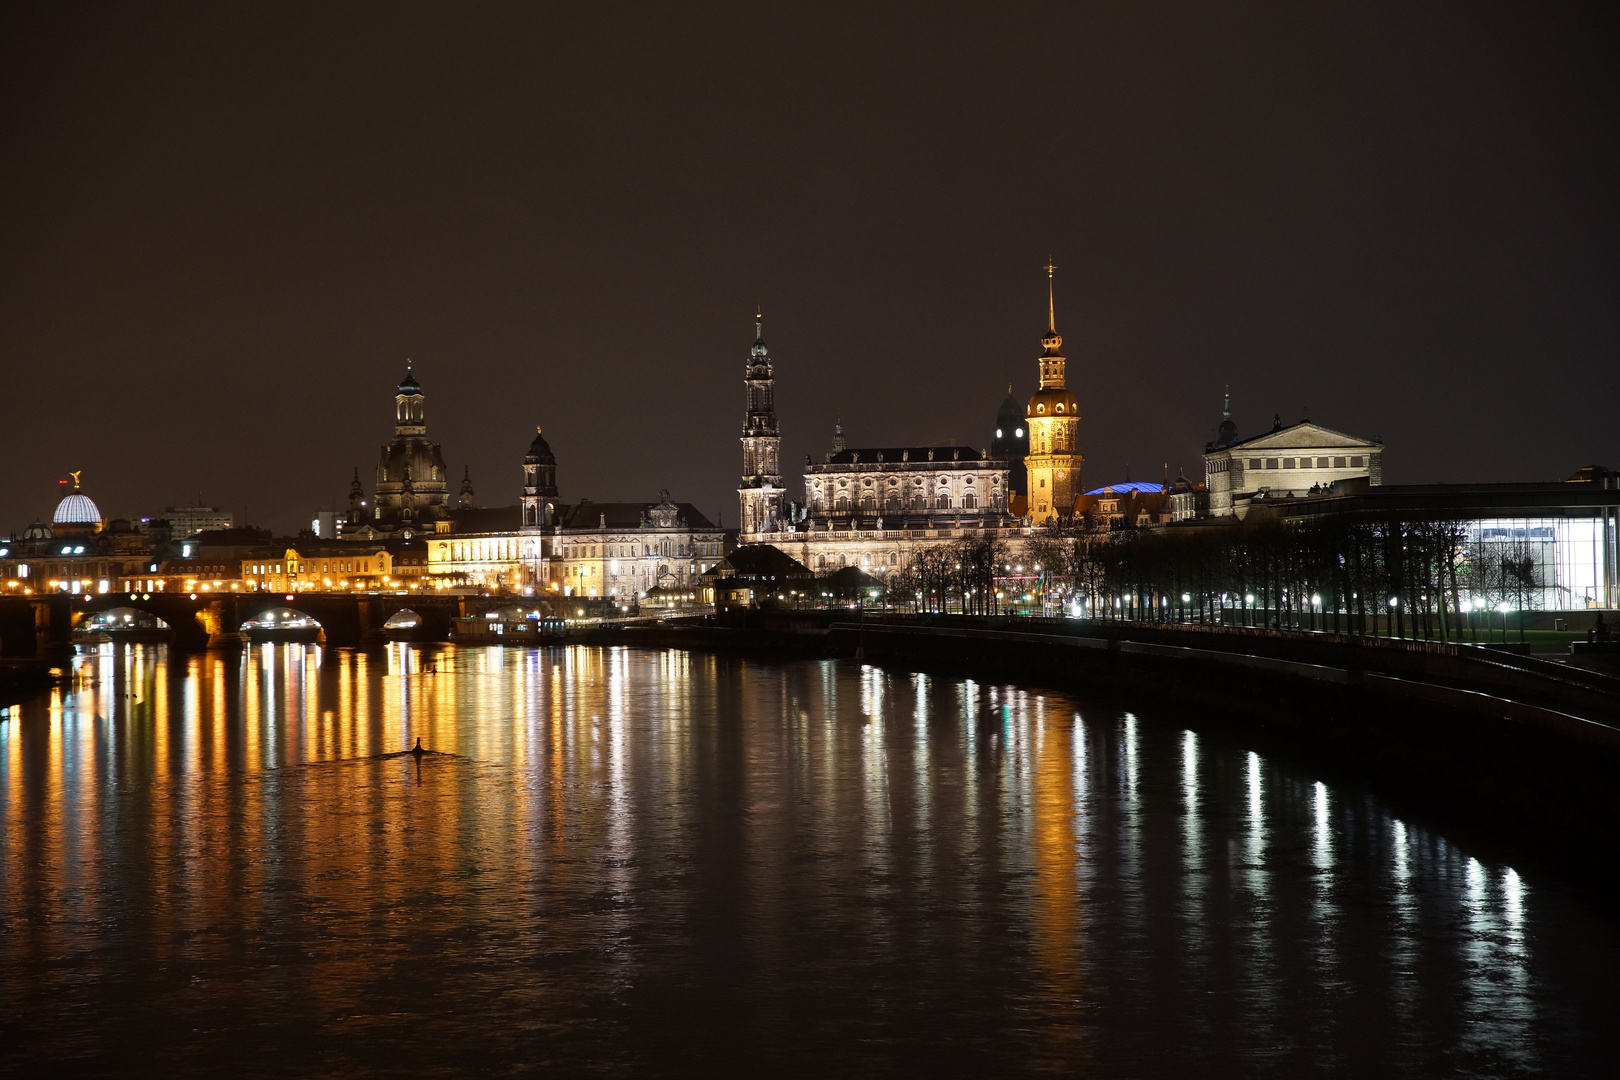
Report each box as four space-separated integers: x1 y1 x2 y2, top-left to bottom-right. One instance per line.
69 469 82 489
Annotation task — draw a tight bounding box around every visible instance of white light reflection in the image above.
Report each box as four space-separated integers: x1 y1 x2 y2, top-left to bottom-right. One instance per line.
1118 713 1143 946
1310 781 1337 983
1388 819 1417 1030
1240 750 1276 1045
1459 857 1537 1070
913 673 932 878
1180 730 1207 971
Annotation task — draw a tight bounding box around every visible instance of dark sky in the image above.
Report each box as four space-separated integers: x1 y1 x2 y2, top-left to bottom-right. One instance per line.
3 2 1616 533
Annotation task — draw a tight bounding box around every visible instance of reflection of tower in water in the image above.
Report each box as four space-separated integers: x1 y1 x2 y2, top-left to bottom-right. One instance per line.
1029 698 1084 1043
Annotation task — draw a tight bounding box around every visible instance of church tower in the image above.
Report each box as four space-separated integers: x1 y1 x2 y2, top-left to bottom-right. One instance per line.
521 427 559 530
373 360 451 530
1024 264 1083 521
347 467 367 526
738 313 784 538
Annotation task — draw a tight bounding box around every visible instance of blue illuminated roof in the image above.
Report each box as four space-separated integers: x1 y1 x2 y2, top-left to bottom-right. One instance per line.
1084 481 1165 495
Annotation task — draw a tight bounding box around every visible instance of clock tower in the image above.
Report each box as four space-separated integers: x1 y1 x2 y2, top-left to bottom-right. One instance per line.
1024 264 1082 521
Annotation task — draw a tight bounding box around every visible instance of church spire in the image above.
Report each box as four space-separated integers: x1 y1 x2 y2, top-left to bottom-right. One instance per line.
1045 259 1057 334
739 308 783 537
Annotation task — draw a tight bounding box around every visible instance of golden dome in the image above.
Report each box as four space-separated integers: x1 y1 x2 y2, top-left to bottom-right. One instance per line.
1027 386 1079 418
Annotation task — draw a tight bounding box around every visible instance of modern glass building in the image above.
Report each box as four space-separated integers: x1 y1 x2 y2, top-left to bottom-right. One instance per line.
1258 474 1620 613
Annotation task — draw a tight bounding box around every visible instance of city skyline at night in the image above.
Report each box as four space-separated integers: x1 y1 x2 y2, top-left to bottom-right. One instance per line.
2 4 1616 533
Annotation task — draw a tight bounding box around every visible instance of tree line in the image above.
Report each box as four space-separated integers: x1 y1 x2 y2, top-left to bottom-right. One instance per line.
888 517 1550 641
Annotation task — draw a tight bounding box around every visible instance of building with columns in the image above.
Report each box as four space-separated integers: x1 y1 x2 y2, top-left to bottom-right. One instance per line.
1203 398 1384 518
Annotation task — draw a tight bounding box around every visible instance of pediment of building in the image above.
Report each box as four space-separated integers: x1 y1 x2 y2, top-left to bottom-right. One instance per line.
1228 422 1379 452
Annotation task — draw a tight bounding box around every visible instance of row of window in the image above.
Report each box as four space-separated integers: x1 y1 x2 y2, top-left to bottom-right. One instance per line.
1247 455 1365 470
815 551 903 569
562 541 720 560
823 493 987 511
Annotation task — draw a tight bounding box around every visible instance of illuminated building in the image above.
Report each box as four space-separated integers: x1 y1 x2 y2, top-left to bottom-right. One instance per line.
1202 397 1384 518
737 313 787 538
52 471 103 534
1023 263 1083 522
1073 482 1174 530
350 361 454 537
1251 470 1620 613
415 421 726 598
544 492 727 601
0 474 152 595
736 278 1074 585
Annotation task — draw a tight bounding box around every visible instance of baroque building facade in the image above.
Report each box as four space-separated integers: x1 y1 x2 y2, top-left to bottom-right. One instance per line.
346 362 454 538
419 426 729 601
735 281 1091 581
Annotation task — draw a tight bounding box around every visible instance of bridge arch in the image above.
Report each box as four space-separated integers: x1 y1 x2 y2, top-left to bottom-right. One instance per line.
70 605 173 637
239 605 324 643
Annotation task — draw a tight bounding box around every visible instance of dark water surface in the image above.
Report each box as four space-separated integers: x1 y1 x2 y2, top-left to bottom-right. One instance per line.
1 643 1615 1077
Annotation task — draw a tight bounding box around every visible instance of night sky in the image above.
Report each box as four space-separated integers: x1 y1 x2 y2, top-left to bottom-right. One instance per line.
3 2 1616 533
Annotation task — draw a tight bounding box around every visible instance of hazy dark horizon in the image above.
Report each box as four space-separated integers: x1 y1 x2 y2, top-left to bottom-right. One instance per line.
2 3 1616 534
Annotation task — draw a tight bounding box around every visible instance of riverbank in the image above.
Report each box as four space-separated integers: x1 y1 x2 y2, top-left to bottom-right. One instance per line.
580 612 1620 893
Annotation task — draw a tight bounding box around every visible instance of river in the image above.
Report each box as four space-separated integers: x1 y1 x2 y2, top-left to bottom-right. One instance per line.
1 643 1614 1077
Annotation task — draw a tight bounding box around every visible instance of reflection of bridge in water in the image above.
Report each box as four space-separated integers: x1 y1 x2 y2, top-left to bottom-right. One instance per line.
0 592 478 658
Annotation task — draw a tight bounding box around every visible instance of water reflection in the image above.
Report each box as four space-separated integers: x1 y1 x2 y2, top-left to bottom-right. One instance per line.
0 643 1611 1078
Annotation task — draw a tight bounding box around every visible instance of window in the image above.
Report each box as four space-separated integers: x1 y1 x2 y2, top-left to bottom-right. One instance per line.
1283 458 1296 468
1334 456 1347 468
936 495 952 509
962 493 977 508
1249 459 1262 469
1265 458 1279 469
1350 456 1364 467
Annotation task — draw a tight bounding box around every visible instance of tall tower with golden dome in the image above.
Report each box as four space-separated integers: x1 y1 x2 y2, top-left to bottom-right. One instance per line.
1024 263 1082 521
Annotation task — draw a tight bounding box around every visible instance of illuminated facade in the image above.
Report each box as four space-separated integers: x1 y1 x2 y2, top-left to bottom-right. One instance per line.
1203 405 1383 518
0 476 151 595
1024 264 1082 522
364 361 452 536
1260 473 1620 612
737 314 786 538
546 493 727 600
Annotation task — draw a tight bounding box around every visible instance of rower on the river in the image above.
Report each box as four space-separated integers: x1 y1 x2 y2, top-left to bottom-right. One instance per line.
411 737 425 756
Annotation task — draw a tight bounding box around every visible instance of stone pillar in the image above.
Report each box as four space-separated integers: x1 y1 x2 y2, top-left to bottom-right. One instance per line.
196 600 245 649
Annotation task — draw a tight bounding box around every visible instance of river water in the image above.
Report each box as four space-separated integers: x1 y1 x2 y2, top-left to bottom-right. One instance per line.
1 643 1614 1077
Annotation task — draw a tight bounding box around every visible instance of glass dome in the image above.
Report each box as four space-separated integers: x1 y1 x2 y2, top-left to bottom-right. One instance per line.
53 492 102 526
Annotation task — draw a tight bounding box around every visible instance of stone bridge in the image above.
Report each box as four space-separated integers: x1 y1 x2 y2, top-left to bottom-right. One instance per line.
0 591 482 658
